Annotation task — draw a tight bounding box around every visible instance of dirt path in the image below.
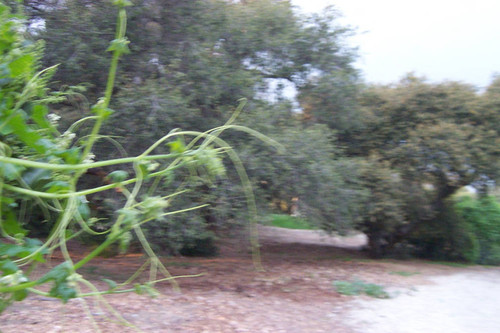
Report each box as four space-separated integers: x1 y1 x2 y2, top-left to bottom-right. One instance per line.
1 226 497 332
344 268 500 333
256 225 368 249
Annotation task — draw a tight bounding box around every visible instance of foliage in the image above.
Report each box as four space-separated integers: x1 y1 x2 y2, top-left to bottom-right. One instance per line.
0 3 268 322
453 196 500 264
266 214 314 230
474 76 500 180
356 157 411 257
29 0 357 122
17 0 500 266
353 75 499 258
23 0 363 247
237 104 365 234
333 279 389 298
407 198 477 262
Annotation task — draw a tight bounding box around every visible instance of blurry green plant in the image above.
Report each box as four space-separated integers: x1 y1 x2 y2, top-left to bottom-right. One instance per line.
333 279 389 298
0 1 276 326
453 196 500 265
410 195 500 265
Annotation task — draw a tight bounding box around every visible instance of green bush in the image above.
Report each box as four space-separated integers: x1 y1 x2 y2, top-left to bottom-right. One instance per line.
454 196 500 265
179 234 219 257
407 196 481 263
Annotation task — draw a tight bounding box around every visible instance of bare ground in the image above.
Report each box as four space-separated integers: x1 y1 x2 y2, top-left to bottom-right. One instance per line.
2 226 498 333
344 269 500 333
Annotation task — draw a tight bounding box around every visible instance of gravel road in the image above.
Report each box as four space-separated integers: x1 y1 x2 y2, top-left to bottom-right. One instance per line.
344 268 500 333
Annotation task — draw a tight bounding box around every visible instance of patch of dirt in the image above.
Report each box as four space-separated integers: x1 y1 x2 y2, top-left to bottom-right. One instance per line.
343 269 500 333
1 226 493 332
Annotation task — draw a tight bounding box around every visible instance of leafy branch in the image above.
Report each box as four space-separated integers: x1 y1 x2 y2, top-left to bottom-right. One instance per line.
0 2 276 327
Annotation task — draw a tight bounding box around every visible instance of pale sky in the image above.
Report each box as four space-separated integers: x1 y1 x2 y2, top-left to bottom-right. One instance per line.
291 0 500 89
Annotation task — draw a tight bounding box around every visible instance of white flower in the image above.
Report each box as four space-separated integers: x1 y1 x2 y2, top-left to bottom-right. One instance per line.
82 153 95 164
147 162 160 172
62 131 76 141
47 113 61 125
56 130 76 149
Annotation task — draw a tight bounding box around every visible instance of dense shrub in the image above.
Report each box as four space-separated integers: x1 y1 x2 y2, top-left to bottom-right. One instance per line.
454 196 500 265
409 195 500 264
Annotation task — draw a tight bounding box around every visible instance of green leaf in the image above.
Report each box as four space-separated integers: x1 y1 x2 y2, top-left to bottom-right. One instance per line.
106 37 130 55
137 161 150 178
5 114 54 154
13 289 28 301
77 198 90 221
31 105 51 129
39 261 72 284
112 0 133 7
54 147 81 164
106 170 128 182
7 113 42 150
23 237 44 249
0 238 46 263
0 162 25 181
102 278 117 290
1 209 28 237
0 63 11 78
0 21 16 53
168 139 186 154
91 103 114 119
0 196 15 206
36 138 56 152
1 244 25 258
50 282 77 303
8 54 34 77
22 168 52 188
0 259 19 275
43 180 70 193
64 229 73 240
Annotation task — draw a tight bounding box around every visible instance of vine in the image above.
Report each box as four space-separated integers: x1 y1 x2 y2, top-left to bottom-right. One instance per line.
0 1 279 328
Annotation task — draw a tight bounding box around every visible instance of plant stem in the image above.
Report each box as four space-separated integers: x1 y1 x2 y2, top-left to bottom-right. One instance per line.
81 9 127 163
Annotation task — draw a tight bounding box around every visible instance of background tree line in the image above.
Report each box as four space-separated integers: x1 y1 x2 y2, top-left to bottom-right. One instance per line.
16 0 500 262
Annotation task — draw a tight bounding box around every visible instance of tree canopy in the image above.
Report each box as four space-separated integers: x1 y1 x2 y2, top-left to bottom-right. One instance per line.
11 0 500 260
353 76 500 257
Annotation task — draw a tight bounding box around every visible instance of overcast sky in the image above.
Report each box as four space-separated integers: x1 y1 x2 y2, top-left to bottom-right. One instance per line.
291 0 500 89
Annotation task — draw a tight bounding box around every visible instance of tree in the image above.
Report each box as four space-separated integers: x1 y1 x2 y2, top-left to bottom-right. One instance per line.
354 75 499 258
24 0 363 249
30 0 359 129
475 75 500 184
355 157 410 257
237 102 364 234
1 3 270 317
